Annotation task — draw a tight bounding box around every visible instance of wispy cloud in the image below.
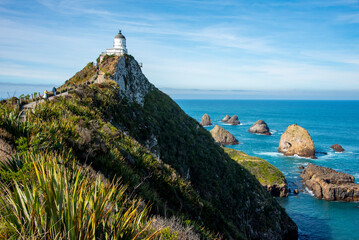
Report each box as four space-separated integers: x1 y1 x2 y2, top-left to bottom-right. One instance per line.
337 12 359 23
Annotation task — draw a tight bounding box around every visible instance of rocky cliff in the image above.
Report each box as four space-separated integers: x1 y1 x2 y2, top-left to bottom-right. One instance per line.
98 55 297 239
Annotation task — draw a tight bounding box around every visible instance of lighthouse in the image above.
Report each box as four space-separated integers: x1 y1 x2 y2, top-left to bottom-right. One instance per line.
100 30 128 62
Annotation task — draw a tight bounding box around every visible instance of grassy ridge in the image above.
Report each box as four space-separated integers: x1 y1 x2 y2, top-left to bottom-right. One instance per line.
223 147 286 186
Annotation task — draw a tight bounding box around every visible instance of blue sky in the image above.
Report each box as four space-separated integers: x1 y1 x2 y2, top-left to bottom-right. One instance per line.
0 0 359 99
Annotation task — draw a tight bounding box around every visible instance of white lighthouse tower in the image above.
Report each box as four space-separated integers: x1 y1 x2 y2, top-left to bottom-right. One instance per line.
100 30 128 62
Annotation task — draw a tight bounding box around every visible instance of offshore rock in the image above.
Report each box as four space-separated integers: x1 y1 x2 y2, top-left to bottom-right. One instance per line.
278 124 316 158
200 114 212 126
331 144 345 152
210 125 239 145
248 120 271 135
227 115 240 125
221 115 231 122
301 164 359 201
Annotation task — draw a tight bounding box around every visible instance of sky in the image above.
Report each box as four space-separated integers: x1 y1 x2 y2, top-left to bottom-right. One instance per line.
0 0 359 99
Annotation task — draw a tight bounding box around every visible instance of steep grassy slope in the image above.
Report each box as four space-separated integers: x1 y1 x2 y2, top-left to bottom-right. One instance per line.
99 55 298 239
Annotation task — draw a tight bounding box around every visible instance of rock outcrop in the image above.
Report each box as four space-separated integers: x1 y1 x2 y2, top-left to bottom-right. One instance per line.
210 125 239 145
301 164 359 201
0 129 14 163
200 114 212 126
221 115 231 122
112 55 154 106
224 147 289 197
227 115 240 125
278 124 316 158
331 144 344 152
248 120 271 135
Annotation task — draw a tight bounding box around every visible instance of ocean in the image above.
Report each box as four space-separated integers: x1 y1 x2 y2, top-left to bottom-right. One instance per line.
175 100 359 240
0 83 54 100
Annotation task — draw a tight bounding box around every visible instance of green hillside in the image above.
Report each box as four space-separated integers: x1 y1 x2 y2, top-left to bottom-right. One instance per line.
0 54 297 239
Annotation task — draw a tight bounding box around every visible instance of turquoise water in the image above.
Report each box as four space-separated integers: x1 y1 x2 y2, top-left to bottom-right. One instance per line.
176 100 359 240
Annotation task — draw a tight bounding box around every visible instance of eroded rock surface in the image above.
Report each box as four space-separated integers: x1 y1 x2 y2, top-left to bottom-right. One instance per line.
200 114 212 126
210 125 239 145
112 56 154 106
0 129 14 163
248 120 271 135
227 115 240 125
300 164 359 201
278 124 315 158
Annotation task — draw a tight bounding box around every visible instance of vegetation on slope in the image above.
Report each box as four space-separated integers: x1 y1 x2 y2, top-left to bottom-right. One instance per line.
0 55 297 239
63 62 97 88
0 152 156 239
0 83 218 239
103 54 297 239
223 147 286 186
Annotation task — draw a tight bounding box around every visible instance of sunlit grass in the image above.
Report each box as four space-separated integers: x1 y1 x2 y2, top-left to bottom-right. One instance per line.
0 153 158 239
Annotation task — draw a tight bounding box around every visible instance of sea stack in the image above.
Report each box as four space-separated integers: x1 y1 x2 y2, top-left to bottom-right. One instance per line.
248 120 271 135
200 114 212 126
301 164 359 201
210 125 239 145
278 124 316 158
331 144 344 152
227 115 240 125
221 115 231 122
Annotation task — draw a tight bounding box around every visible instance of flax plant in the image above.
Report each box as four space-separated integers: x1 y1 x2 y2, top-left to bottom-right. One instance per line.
0 153 158 239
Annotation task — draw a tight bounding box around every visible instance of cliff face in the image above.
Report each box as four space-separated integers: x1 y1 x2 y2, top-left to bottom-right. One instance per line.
101 55 297 239
112 56 153 106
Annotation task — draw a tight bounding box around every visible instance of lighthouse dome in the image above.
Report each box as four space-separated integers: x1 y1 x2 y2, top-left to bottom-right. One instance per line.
115 30 126 39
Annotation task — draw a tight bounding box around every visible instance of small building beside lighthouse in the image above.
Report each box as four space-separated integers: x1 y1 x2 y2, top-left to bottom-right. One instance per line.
100 30 128 62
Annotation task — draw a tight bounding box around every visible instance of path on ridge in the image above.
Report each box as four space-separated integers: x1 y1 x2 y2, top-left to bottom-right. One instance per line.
19 71 106 121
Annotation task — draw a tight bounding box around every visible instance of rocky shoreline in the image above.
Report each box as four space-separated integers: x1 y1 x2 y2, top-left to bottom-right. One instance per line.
300 164 359 201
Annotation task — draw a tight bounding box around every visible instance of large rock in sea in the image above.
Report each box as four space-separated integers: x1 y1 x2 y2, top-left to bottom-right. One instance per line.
227 115 240 125
210 125 239 145
301 164 359 201
278 124 316 158
200 114 212 126
221 114 231 122
248 120 271 135
224 147 289 197
331 144 344 152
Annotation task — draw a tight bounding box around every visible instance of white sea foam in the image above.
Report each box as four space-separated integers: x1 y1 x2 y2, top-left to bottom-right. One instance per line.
254 151 281 157
305 187 315 197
